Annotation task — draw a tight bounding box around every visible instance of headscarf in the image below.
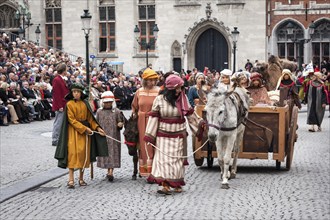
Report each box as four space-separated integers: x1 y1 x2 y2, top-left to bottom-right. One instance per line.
165 74 189 117
194 72 205 81
249 72 263 86
220 69 233 76
276 69 295 89
100 91 116 109
142 68 158 80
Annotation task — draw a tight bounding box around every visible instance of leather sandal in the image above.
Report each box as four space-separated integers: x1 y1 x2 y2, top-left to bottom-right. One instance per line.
157 187 171 195
67 180 75 189
174 187 182 193
79 180 87 186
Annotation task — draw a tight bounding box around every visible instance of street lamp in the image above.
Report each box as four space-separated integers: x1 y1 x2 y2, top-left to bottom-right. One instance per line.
81 9 92 96
15 5 32 39
18 27 25 39
35 24 41 46
134 23 159 67
231 27 239 73
286 21 315 70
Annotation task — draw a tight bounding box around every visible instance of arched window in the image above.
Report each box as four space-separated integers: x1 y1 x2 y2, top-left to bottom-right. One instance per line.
311 19 330 66
0 4 19 29
276 21 303 61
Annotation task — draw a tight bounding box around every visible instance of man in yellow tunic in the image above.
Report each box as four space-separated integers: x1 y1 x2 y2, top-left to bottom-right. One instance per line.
55 83 106 189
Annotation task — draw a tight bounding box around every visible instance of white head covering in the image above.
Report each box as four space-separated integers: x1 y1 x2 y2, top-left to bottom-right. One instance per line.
101 91 115 102
220 69 233 76
100 91 117 109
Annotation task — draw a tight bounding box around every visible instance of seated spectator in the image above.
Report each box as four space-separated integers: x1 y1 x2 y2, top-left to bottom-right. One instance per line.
8 82 30 123
0 103 9 126
21 81 40 121
0 82 20 124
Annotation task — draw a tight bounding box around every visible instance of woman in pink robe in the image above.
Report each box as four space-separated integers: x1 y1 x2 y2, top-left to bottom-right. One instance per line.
131 68 160 178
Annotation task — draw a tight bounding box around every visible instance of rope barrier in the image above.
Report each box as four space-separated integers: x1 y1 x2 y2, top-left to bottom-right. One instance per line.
92 131 209 159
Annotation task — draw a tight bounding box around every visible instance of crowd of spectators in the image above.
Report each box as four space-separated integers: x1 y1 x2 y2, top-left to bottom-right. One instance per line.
1 31 329 126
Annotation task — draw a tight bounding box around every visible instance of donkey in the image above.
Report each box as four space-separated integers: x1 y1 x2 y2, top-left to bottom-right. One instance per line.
205 87 250 189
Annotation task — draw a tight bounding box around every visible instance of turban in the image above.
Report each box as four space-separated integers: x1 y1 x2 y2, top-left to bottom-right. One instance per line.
165 75 189 118
142 68 158 80
250 72 262 82
165 74 184 90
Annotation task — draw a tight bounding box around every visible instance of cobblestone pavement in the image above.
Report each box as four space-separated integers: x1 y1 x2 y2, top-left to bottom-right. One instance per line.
0 107 329 220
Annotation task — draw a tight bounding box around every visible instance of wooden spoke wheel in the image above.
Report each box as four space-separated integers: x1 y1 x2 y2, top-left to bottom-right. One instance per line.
286 106 298 170
192 136 204 166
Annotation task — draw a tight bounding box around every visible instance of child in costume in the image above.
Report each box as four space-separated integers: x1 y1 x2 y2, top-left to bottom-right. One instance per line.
55 83 107 189
96 91 125 182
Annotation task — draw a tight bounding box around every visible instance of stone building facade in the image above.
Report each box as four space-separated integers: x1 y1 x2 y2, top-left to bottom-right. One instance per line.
0 0 329 73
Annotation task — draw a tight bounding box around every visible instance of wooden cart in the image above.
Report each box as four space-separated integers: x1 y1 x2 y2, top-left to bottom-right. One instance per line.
193 104 299 170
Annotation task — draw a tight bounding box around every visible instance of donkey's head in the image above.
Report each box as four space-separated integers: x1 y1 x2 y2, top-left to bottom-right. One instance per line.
205 88 228 142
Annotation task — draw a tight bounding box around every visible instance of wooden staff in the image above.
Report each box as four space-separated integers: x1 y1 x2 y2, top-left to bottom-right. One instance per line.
90 162 94 179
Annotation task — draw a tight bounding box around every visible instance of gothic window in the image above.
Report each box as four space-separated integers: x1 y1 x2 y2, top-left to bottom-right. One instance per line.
137 4 155 51
99 5 116 53
311 20 330 65
45 0 62 50
0 5 19 29
276 21 303 61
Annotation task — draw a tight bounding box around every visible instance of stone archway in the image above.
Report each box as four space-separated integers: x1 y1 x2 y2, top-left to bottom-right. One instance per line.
184 18 232 71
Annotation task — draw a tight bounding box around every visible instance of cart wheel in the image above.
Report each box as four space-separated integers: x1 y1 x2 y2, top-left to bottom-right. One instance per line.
276 160 281 170
286 106 298 170
192 136 204 166
207 156 214 168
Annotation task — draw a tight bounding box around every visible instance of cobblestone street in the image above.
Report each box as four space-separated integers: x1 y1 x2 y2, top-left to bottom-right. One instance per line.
0 108 329 220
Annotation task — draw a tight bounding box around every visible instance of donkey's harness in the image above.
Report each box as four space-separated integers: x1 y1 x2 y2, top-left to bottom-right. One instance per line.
206 91 273 145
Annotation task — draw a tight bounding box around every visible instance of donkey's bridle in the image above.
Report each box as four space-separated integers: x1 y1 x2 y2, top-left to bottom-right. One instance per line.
206 91 244 132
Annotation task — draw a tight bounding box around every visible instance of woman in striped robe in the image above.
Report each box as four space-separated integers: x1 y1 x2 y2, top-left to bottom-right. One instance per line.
144 74 204 195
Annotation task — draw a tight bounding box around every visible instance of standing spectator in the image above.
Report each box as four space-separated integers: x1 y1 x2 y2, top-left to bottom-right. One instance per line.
54 83 107 189
131 68 160 178
304 72 328 132
123 81 134 109
96 91 125 182
245 59 253 72
113 81 126 110
51 63 69 146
